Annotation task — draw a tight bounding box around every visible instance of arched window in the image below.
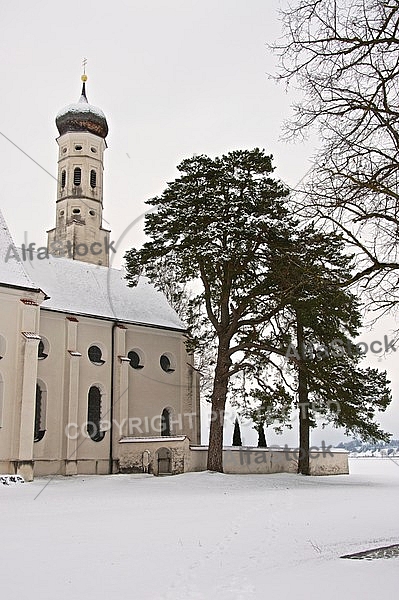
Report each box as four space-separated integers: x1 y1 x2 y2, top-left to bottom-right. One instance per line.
38 337 49 360
90 170 97 188
34 383 46 442
73 167 81 186
61 170 66 189
87 386 105 442
161 408 171 437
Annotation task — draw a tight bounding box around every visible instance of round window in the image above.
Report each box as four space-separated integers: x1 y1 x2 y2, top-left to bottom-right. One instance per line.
128 350 144 369
88 345 105 365
89 210 96 216
91 147 97 153
160 354 175 373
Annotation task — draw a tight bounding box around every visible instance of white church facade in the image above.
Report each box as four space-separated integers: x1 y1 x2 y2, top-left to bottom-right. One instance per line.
0 75 201 481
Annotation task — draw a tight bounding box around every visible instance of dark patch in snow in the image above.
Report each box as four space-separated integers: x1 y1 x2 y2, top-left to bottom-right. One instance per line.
341 544 399 560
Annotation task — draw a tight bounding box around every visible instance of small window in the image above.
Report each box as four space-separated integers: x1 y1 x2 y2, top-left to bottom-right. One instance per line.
34 383 46 442
59 210 65 216
62 147 67 154
160 354 175 373
90 170 97 189
88 345 105 365
91 147 97 153
75 144 82 151
38 337 49 360
73 167 81 186
61 170 66 188
72 208 81 214
89 210 96 216
128 350 144 370
87 386 105 442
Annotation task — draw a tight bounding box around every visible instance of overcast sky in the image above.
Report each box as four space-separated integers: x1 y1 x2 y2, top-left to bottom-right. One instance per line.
0 0 397 444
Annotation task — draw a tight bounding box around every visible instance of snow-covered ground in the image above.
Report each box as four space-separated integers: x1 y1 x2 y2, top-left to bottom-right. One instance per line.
1 458 398 599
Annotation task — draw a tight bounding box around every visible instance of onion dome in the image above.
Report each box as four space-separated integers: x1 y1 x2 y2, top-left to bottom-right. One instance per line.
56 75 108 138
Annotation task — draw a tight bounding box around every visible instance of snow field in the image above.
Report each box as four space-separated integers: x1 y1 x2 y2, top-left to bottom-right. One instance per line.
1 458 398 599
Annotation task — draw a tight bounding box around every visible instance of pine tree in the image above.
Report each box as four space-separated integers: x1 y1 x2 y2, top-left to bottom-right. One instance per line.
124 149 293 472
233 225 392 474
256 423 267 448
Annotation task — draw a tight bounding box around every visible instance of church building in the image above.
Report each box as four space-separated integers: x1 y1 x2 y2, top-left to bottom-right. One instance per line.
0 74 201 481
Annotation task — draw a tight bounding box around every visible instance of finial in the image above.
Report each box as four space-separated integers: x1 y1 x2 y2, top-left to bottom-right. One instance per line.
80 58 88 102
82 57 87 81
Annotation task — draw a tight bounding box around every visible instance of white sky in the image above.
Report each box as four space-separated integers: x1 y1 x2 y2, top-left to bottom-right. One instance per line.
0 0 397 442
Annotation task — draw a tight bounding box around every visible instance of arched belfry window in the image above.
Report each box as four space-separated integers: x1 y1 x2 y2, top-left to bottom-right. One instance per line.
61 170 66 189
90 170 97 189
87 386 105 442
73 167 81 186
34 383 46 442
161 408 171 437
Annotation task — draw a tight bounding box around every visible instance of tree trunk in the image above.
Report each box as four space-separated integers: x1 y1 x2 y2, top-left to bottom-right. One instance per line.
207 342 230 472
297 317 310 475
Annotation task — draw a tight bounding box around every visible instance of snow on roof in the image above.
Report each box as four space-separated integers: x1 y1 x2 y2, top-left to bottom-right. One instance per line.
21 252 186 331
0 210 40 291
56 101 107 121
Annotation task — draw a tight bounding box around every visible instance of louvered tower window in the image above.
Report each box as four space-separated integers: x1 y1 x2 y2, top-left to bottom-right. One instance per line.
74 167 81 186
90 170 97 188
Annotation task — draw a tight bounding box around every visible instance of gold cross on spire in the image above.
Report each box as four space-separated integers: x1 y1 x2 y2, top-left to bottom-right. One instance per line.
82 58 88 82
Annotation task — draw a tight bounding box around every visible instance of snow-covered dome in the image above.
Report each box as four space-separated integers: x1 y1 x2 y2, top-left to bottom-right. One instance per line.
56 77 108 138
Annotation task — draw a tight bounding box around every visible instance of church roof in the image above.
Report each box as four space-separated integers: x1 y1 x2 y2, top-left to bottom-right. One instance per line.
22 253 186 331
56 80 108 138
0 210 41 292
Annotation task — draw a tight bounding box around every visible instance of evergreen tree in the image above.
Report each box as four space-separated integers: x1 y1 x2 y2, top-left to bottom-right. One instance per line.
233 226 392 474
256 423 267 448
124 149 293 472
232 418 242 447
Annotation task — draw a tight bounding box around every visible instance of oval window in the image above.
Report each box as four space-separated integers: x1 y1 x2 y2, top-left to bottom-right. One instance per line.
75 145 82 151
128 350 144 369
88 345 105 365
160 354 175 373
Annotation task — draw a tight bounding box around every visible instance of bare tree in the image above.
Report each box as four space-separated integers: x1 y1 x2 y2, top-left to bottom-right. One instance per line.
273 0 399 314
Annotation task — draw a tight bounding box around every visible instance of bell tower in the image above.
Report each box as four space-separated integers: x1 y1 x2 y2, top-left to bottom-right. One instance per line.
47 71 110 266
